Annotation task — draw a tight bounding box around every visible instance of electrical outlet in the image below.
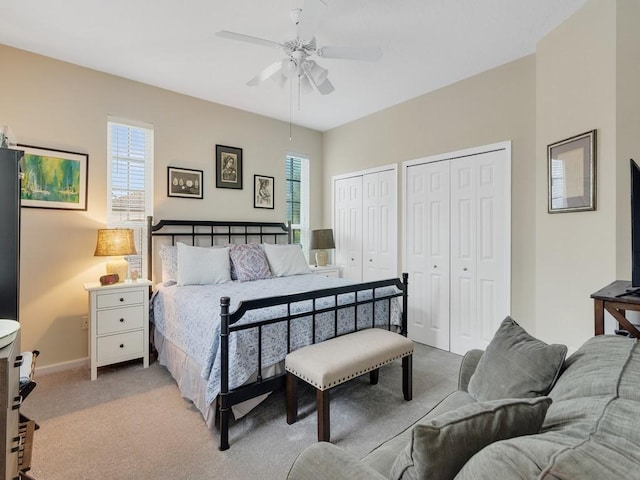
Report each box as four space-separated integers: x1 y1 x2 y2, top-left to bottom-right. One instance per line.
81 316 89 330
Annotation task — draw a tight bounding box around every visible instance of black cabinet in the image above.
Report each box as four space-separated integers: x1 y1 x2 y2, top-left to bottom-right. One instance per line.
0 148 21 321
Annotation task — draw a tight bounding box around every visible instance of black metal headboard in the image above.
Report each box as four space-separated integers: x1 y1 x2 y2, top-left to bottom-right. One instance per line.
146 216 291 282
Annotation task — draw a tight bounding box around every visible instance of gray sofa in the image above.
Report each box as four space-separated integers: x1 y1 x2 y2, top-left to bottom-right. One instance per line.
286 319 640 480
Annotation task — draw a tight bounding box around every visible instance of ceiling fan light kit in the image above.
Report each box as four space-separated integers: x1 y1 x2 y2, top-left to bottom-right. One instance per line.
298 75 314 95
216 0 381 96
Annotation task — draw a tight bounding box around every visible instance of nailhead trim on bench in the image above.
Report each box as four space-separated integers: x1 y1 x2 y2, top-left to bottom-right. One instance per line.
284 328 415 391
286 351 413 390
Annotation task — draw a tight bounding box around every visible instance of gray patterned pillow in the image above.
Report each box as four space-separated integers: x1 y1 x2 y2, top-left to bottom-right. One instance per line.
228 244 272 282
467 317 567 401
390 396 552 480
159 245 178 283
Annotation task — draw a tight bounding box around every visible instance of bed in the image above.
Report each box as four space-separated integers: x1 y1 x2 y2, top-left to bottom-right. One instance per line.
146 217 408 450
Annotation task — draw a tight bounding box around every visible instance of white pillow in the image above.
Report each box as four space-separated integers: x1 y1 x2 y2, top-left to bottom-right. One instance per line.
263 243 312 277
176 243 231 285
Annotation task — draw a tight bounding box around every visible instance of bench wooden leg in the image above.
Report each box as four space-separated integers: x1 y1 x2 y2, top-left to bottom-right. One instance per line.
286 372 298 425
317 388 330 442
402 354 413 401
370 368 379 385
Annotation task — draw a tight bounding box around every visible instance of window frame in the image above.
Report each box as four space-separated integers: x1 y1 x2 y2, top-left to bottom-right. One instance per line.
106 116 154 280
286 153 310 253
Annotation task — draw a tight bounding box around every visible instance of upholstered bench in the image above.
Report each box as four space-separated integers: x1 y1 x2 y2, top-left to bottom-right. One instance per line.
285 328 414 442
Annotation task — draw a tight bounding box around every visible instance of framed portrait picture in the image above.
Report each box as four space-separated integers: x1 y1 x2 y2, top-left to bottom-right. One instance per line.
167 166 203 199
18 144 88 210
216 144 242 189
254 174 274 209
547 130 597 213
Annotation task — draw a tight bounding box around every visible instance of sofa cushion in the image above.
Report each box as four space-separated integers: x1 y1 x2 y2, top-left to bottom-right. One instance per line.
389 396 552 480
467 317 567 401
456 335 640 480
362 391 475 478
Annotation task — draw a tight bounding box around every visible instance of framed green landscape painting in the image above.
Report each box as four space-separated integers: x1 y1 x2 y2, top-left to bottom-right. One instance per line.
18 145 88 210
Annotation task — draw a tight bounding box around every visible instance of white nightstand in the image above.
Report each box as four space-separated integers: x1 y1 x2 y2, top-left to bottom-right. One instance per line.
310 265 342 278
83 279 151 380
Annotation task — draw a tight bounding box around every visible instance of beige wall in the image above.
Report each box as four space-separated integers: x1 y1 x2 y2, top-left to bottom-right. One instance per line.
535 0 620 351
3 0 639 369
0 45 323 368
323 55 538 332
616 0 640 280
324 0 640 352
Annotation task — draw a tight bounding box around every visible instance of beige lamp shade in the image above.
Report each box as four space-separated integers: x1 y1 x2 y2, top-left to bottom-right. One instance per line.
94 229 137 281
310 229 335 267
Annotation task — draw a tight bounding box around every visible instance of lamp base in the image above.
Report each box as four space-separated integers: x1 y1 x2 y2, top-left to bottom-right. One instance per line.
105 257 129 283
315 250 328 267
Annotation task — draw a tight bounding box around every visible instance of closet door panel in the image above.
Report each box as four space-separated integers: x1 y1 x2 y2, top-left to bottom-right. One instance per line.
362 174 378 281
335 176 362 281
363 169 397 281
450 150 508 354
334 178 350 269
347 182 363 281
476 153 509 345
450 158 477 355
406 163 450 349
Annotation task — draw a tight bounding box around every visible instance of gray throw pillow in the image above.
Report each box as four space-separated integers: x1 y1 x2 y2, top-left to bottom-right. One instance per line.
389 396 552 480
467 316 567 402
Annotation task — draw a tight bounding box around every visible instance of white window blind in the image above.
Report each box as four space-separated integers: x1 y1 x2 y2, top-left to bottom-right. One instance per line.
286 154 309 252
107 118 154 279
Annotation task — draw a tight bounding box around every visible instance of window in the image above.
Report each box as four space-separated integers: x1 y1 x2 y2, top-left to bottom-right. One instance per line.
107 117 154 279
285 154 309 248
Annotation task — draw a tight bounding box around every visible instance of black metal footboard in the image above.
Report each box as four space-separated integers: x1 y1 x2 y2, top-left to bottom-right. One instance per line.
217 273 409 450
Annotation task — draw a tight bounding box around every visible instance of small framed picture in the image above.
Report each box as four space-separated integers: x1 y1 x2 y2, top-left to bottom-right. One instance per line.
216 144 242 189
18 144 89 210
254 174 274 209
547 130 597 213
167 166 203 199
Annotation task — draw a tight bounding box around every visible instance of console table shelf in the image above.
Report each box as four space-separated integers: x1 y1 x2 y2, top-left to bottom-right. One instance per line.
591 280 640 338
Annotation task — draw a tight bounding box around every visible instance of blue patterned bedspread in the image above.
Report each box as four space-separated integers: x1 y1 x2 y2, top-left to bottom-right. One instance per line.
151 274 402 406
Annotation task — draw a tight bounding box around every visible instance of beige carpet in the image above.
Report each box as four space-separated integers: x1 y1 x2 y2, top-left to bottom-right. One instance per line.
20 343 461 480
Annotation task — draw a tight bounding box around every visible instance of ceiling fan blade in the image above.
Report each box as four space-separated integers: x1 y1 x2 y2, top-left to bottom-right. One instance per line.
216 30 282 49
314 77 334 95
317 46 382 62
247 62 285 86
297 0 327 42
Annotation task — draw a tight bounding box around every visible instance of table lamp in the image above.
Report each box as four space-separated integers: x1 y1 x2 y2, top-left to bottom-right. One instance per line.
94 228 137 282
310 229 335 267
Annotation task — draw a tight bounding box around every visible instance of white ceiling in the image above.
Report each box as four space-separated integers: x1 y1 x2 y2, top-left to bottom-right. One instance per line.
0 0 588 132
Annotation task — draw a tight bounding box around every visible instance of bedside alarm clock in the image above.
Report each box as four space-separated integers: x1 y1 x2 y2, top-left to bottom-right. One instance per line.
99 273 119 286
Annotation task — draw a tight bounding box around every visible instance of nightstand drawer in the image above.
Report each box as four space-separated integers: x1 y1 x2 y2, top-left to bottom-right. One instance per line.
310 266 342 278
96 306 145 335
96 289 145 309
315 270 339 278
97 330 144 364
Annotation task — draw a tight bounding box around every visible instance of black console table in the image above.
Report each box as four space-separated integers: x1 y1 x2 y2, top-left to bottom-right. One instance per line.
591 280 640 338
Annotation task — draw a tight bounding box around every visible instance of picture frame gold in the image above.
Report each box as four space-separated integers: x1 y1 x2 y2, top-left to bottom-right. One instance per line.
547 130 596 213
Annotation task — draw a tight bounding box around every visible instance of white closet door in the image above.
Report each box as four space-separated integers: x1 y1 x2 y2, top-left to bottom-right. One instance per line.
334 176 363 282
406 162 450 349
362 170 397 281
450 150 509 355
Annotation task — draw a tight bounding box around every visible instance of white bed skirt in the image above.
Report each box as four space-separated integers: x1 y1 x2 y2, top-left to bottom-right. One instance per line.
153 328 280 426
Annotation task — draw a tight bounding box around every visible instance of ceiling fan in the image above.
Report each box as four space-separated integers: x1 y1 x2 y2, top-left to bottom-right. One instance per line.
216 0 382 95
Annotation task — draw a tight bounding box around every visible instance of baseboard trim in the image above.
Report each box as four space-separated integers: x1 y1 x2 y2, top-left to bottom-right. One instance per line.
35 357 89 376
